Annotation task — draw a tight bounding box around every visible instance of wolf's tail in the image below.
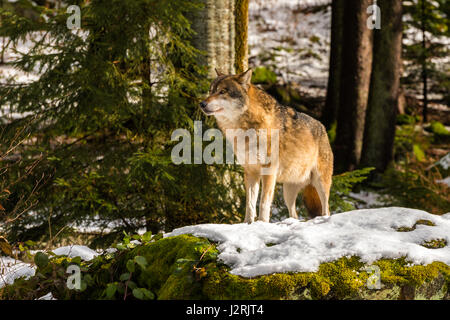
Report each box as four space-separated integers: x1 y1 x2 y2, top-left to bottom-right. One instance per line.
303 185 322 218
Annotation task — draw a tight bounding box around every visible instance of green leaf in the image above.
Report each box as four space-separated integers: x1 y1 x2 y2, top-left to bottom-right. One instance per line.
132 288 144 300
84 274 93 285
127 281 137 290
126 260 135 273
105 283 117 299
134 256 147 269
413 144 425 162
120 273 130 281
25 240 35 246
152 233 163 241
132 287 153 300
34 252 49 269
141 231 152 242
116 244 126 251
140 288 155 300
80 280 88 292
71 256 82 265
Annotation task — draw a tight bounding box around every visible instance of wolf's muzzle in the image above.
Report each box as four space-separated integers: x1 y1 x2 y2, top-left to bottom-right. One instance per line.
199 101 207 110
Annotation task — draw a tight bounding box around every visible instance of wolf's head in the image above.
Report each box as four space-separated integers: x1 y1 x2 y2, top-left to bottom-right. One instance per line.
200 68 253 122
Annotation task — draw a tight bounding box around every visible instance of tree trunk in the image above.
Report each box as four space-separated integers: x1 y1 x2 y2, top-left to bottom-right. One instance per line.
235 0 249 73
0 0 3 64
322 0 344 130
421 0 428 123
333 0 373 173
361 0 403 172
189 0 237 78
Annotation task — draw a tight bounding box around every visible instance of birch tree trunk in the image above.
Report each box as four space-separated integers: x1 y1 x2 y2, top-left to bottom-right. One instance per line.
189 0 249 77
190 0 236 78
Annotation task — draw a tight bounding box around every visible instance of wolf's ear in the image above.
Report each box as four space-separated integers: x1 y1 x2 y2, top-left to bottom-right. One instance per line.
236 68 253 88
215 68 224 77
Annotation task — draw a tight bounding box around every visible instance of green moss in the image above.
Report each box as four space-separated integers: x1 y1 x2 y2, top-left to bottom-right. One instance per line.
202 255 450 300
124 234 216 299
413 144 426 162
428 121 450 143
396 219 435 232
396 114 417 125
202 247 450 300
421 239 447 249
327 121 337 144
429 121 450 137
251 67 277 85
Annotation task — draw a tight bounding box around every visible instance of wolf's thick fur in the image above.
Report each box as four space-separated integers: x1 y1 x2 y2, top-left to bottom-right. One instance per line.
200 69 333 223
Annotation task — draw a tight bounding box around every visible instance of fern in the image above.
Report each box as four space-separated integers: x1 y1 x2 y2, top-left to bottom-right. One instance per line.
329 167 375 213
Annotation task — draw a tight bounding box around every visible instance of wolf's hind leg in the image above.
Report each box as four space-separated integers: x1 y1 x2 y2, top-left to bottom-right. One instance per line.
302 184 322 218
244 172 260 223
310 168 331 216
283 183 302 219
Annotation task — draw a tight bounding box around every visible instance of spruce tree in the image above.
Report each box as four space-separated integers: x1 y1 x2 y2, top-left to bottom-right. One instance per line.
403 0 450 118
0 0 245 246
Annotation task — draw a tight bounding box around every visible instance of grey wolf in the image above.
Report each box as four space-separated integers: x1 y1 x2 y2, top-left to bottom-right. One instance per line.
200 68 333 223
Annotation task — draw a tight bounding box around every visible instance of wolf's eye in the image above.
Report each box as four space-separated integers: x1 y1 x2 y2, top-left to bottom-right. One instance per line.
219 89 227 95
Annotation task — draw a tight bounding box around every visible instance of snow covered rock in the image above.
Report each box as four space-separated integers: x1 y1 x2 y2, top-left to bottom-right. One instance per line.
168 207 450 278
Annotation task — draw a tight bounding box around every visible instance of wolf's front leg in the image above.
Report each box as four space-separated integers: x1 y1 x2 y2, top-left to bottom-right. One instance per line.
259 174 277 222
244 172 260 223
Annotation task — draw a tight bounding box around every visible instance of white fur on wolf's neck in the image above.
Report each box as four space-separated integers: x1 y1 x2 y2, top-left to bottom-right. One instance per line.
208 97 245 127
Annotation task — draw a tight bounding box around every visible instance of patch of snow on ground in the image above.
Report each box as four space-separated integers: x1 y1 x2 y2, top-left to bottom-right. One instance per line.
168 207 450 277
437 153 450 170
0 245 100 288
51 245 99 261
249 0 331 88
349 191 385 209
70 216 147 235
0 256 35 288
37 292 56 300
436 177 450 187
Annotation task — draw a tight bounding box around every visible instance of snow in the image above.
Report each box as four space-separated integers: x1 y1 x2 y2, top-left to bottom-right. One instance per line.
249 0 331 88
0 245 99 288
349 191 385 208
167 207 450 277
437 153 450 170
69 216 147 235
436 177 450 187
0 256 35 288
37 292 56 300
51 245 99 261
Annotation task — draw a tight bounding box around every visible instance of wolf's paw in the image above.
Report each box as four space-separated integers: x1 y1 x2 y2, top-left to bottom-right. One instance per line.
244 216 255 224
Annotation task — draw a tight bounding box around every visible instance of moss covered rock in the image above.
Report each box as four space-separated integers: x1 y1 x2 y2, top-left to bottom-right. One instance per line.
1 234 449 300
